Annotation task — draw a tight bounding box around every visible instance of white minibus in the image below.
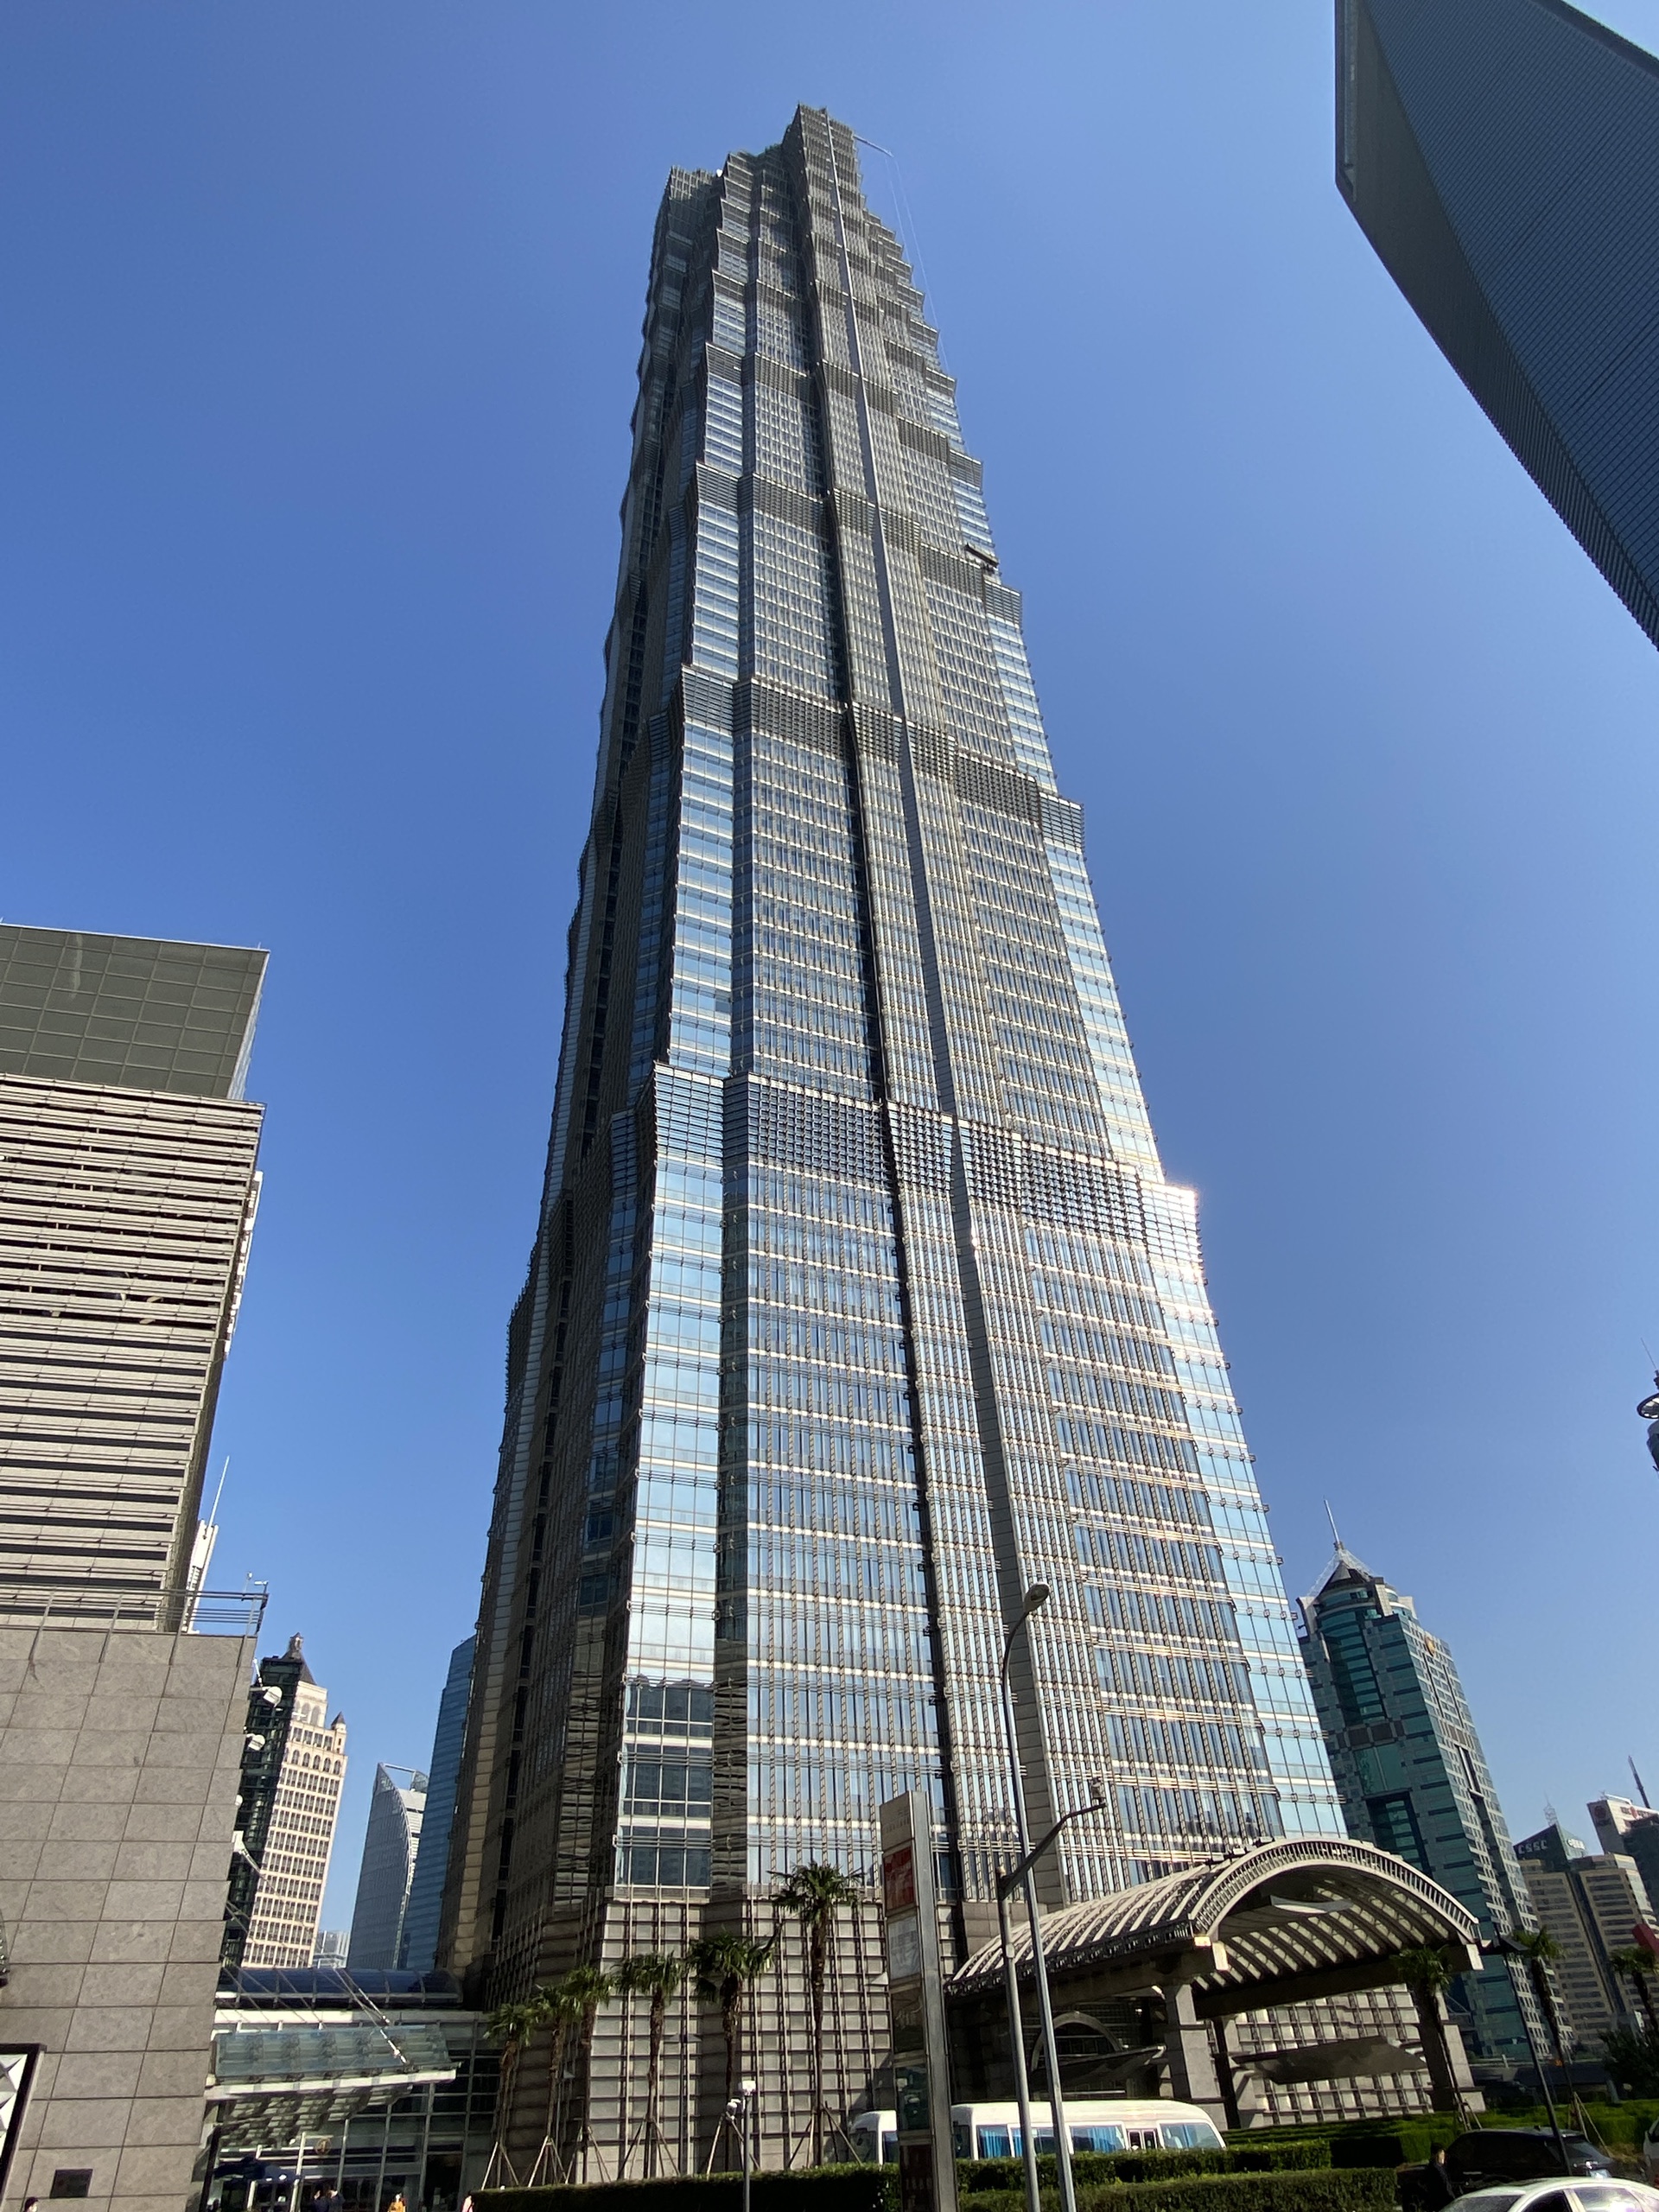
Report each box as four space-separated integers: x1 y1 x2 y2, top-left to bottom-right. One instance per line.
849 2099 1224 2164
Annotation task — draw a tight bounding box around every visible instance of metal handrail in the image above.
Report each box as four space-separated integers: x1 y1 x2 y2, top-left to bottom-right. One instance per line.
0 1582 268 1637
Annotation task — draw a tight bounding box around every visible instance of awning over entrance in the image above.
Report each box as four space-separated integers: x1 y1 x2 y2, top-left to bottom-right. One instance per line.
953 1837 1483 2018
207 2024 456 2143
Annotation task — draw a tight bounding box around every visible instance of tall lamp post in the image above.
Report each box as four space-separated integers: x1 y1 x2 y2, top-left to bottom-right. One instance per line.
999 1583 1077 2212
726 2076 757 2212
996 1797 1112 2212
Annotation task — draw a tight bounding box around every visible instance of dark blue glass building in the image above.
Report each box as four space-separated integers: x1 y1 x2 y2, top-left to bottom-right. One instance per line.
1339 0 1659 648
399 1635 475 1973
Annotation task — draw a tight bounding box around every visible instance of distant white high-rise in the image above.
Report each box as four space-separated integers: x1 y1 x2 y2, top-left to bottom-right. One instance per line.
312 1927 349 1969
240 1642 349 1969
348 1764 428 1969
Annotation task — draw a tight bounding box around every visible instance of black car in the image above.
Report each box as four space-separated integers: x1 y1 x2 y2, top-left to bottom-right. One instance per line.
1433 2132 1614 2200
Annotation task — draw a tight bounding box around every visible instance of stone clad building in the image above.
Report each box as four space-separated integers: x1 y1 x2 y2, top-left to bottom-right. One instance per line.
0 925 270 2210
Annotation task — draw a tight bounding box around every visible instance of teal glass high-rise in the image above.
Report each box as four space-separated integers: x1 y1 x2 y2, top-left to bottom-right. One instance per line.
442 107 1344 2169
1300 1547 1545 2076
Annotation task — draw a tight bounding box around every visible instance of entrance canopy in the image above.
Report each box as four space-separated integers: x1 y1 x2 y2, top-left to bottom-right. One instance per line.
207 2023 456 2143
952 1838 1483 2019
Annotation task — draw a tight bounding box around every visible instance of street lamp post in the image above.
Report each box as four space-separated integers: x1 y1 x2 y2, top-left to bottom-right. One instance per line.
996 1879 1041 2212
999 1583 1077 2212
995 1798 1113 2212
727 2075 758 2212
1491 1938 1569 2173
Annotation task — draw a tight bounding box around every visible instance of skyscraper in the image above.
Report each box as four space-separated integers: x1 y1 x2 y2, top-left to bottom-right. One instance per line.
0 923 266 1605
1300 1546 1541 2075
227 1635 349 1973
349 1764 428 1970
1515 1817 1655 2054
1589 1793 1659 1922
400 1634 474 1973
1337 0 1659 651
442 107 1343 2168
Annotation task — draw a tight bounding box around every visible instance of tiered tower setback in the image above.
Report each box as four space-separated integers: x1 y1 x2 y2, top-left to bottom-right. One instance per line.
442 108 1343 2170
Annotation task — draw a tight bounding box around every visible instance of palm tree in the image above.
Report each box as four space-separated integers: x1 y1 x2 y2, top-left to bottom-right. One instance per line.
484 1995 549 2184
1609 1946 1659 2038
569 1963 615 2174
526 1980 575 2183
616 1953 687 2177
690 1928 775 2163
1393 1946 1470 2118
777 1861 861 2166
1511 1927 1573 2081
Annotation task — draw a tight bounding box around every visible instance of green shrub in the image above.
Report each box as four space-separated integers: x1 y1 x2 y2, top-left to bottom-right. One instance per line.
957 2170 1395 2212
1224 2147 1332 2175
957 2142 1331 2196
1074 2173 1395 2212
1230 2122 1458 2169
474 2168 895 2212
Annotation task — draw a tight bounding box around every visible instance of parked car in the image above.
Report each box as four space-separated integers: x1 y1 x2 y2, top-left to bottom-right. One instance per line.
1449 2184 1659 2212
1408 2133 1618 2206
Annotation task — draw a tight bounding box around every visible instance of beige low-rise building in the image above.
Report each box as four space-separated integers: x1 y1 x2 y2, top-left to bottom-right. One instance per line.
0 1605 261 2211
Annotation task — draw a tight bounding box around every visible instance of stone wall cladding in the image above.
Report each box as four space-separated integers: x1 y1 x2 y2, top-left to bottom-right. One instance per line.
0 1624 251 2212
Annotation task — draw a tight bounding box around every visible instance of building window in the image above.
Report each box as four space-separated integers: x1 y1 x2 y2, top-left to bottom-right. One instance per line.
1367 1791 1428 1871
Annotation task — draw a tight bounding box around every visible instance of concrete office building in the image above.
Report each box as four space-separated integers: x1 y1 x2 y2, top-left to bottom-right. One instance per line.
0 925 268 2212
226 1638 347 1973
1590 1795 1659 1926
441 107 1351 2173
399 1637 474 1974
348 1767 426 1971
1337 0 1659 652
0 925 265 1603
0 1608 264 2212
1515 1818 1656 2053
1300 1546 1543 2078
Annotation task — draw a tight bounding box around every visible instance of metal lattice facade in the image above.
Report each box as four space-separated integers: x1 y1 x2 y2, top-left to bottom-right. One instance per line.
0 1073 263 1599
442 107 1343 2170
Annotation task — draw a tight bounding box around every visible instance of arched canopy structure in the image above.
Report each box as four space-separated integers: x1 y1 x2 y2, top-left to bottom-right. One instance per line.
953 1838 1483 2021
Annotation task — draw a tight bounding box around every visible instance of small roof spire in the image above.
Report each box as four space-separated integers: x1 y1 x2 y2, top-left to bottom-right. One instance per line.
277 1632 315 1684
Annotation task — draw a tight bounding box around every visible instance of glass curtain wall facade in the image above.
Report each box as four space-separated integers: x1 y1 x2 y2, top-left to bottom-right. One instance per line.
1338 0 1659 652
1299 1548 1542 2074
401 1634 477 1973
442 107 1342 2171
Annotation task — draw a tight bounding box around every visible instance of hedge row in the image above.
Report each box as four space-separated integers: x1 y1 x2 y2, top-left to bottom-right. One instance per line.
957 2143 1332 2193
474 2163 1394 2212
962 2172 1396 2212
474 2169 893 2212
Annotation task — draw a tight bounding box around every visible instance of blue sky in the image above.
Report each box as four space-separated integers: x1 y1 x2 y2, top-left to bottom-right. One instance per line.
5 1 1659 1926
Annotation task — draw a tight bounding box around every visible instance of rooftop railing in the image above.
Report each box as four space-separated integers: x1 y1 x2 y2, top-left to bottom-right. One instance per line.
0 1581 268 1637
